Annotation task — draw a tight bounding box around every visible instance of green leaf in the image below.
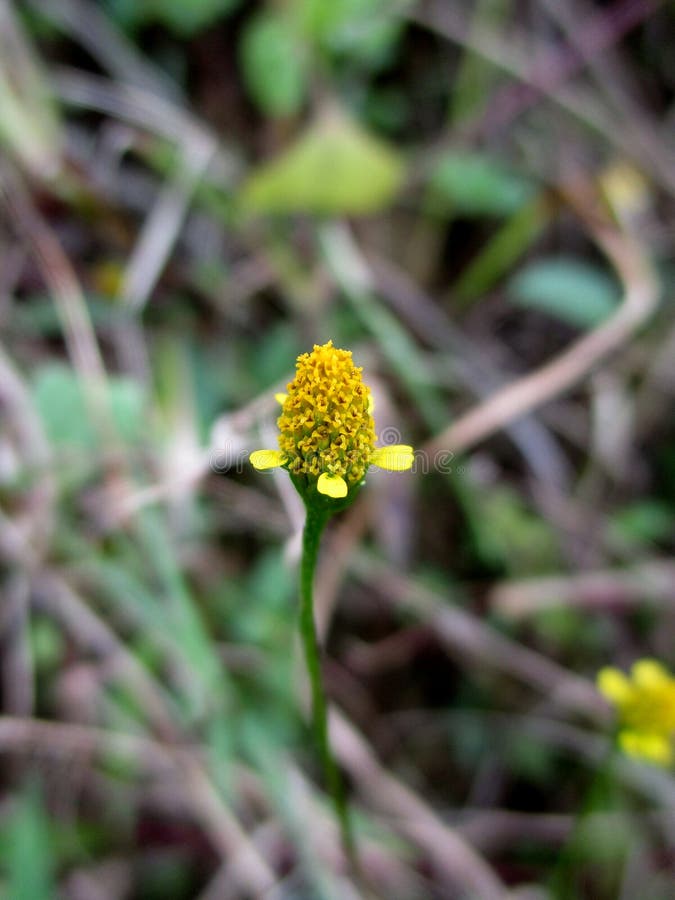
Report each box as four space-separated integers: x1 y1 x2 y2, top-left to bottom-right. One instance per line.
301 0 379 37
137 511 228 712
234 549 294 647
508 257 620 328
471 486 559 574
32 364 146 449
428 152 535 217
449 0 510 125
124 0 240 36
300 0 404 70
240 13 307 117
453 198 549 305
30 619 64 673
6 782 56 900
0 7 62 177
506 732 557 785
241 111 405 215
607 501 674 549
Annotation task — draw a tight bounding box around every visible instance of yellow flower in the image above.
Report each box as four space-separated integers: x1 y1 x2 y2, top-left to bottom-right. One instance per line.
250 341 414 500
597 659 675 766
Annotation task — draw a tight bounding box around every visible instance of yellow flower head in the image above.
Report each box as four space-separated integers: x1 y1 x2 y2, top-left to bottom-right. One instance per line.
597 659 675 766
250 341 413 500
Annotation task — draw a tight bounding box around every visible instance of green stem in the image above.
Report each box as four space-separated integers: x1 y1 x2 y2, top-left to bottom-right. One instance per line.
300 504 356 865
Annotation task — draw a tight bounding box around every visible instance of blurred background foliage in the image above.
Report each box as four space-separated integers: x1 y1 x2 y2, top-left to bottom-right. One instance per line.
1 0 674 897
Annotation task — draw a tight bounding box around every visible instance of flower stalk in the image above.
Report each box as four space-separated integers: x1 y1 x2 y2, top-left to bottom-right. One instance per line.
299 503 355 863
249 340 415 866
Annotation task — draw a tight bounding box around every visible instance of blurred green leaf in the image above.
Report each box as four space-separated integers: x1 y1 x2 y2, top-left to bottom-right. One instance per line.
471 486 559 574
245 322 300 387
242 111 405 215
11 295 129 337
240 13 307 117
6 782 55 900
508 258 620 328
30 619 64 674
241 719 336 900
135 851 194 900
134 511 229 719
233 549 294 647
300 0 404 70
428 152 535 217
607 501 674 549
0 5 62 177
32 365 146 448
362 86 409 133
106 0 240 36
163 0 239 35
449 0 511 125
533 608 607 655
506 732 557 785
453 197 550 305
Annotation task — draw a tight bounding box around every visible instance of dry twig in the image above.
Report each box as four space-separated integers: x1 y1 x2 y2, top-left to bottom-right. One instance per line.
331 711 507 900
490 559 675 617
425 205 659 456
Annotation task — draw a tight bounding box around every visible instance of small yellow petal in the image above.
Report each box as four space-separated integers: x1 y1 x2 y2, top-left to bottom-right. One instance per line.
250 449 286 470
371 445 414 472
317 472 348 498
367 392 375 415
619 730 673 766
597 668 632 706
274 392 288 406
632 659 670 689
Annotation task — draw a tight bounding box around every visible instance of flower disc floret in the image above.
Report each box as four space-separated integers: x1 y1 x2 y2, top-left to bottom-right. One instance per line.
277 341 376 492
249 340 414 500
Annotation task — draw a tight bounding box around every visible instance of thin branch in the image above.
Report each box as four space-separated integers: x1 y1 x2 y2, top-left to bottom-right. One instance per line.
350 551 609 722
28 0 182 101
369 253 573 489
490 559 675 618
425 200 659 457
0 575 34 716
331 710 507 900
456 806 675 854
54 68 241 182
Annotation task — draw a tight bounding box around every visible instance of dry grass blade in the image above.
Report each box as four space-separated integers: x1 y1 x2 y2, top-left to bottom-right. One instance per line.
1 575 34 717
0 343 55 558
119 133 216 313
0 0 62 177
0 162 114 440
